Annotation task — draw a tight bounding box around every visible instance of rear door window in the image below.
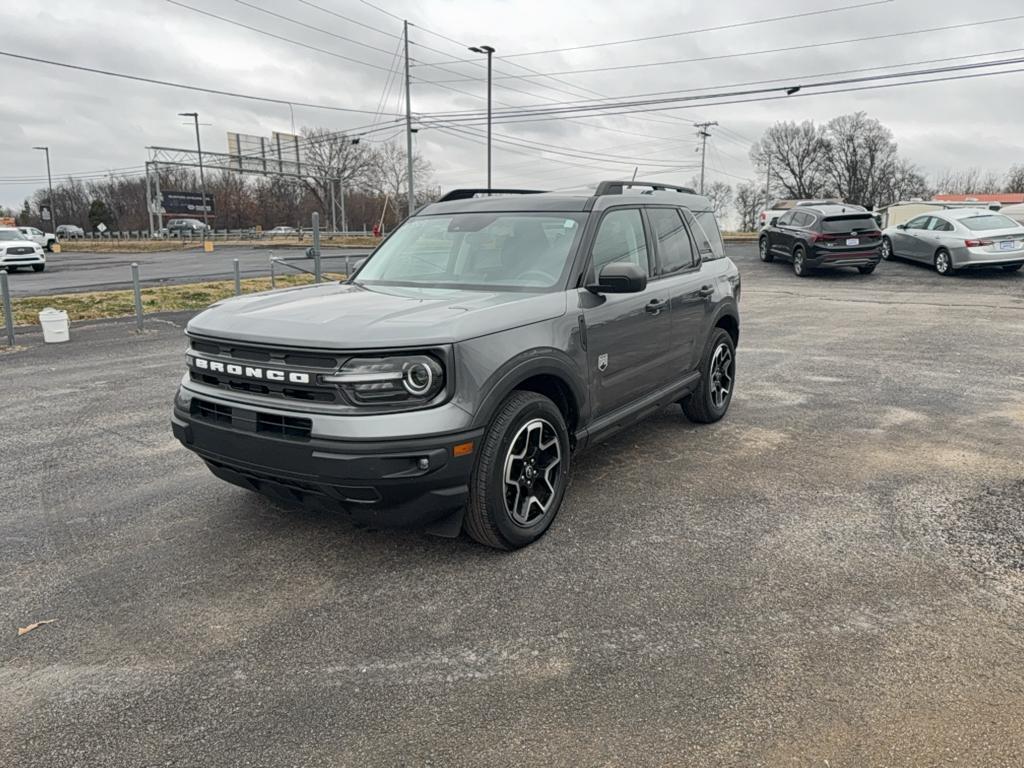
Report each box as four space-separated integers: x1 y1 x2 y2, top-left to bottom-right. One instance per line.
647 208 695 274
691 211 723 259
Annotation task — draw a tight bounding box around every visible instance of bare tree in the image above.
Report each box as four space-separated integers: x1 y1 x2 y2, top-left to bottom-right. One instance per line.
370 141 434 222
1006 164 1024 193
733 181 763 231
821 112 899 207
750 120 829 199
690 176 732 219
299 127 374 220
878 159 930 204
933 167 1003 195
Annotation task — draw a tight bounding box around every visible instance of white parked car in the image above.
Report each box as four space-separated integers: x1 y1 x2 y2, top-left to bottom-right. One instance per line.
17 226 57 251
0 227 46 272
268 226 297 235
882 208 1024 275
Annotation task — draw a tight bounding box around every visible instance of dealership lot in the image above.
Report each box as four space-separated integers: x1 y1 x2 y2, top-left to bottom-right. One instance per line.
2 244 1023 766
5 246 372 296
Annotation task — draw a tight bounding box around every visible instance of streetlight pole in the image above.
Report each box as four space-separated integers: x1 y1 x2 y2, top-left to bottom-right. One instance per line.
32 146 54 228
178 112 209 244
469 45 495 190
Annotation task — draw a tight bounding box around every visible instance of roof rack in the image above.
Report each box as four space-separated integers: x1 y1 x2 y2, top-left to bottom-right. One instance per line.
595 180 697 196
436 188 546 203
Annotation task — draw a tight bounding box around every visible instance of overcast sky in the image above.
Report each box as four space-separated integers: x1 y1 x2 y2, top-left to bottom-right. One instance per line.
2 0 1024 212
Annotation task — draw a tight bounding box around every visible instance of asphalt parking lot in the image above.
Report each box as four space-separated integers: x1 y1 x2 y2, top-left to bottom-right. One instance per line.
6 246 372 296
2 244 1023 766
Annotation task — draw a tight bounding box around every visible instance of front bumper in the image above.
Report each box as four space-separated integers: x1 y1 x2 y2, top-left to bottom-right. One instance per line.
172 390 483 531
0 253 45 266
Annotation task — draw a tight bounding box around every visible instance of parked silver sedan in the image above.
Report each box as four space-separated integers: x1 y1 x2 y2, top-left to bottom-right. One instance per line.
881 209 1024 276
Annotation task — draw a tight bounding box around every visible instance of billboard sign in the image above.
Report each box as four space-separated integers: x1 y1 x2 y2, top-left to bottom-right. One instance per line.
227 130 304 176
161 191 214 215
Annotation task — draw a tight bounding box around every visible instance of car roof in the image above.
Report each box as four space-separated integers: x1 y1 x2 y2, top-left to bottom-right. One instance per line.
419 189 716 216
941 207 1008 220
798 204 871 217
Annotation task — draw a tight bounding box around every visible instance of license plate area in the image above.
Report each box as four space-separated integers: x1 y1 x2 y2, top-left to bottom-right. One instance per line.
998 240 1018 251
846 238 860 246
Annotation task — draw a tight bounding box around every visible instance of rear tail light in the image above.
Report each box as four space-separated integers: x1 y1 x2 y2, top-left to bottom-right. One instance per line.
964 239 993 248
759 212 766 223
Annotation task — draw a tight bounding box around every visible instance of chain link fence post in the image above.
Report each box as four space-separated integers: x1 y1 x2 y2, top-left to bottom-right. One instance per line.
1 269 14 348
312 212 322 284
233 258 241 296
131 262 143 331
270 252 276 289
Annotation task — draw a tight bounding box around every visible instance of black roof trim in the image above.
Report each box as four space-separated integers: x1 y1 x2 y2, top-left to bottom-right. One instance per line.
436 188 546 202
595 180 697 196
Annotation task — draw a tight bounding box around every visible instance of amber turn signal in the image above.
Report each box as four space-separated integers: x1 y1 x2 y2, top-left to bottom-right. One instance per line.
452 441 474 457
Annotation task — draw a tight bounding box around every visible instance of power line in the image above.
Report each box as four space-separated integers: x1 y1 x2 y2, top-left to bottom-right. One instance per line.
434 0 894 63
427 14 1024 83
163 0 394 73
0 50 402 117
230 0 396 56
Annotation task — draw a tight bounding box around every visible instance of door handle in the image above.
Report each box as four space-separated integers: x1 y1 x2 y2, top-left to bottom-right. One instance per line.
645 298 669 314
697 285 714 298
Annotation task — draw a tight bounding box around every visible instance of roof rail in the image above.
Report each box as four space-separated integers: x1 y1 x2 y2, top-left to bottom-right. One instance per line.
436 188 546 203
595 180 697 196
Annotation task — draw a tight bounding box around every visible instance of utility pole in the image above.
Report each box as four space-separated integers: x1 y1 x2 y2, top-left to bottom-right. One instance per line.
765 153 773 211
695 121 717 195
469 45 495 189
403 20 415 218
179 112 209 245
33 146 54 228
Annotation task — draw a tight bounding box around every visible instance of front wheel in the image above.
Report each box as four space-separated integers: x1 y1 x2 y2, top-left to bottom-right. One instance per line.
1002 264 1022 272
464 391 571 550
935 249 956 276
880 237 893 261
32 264 45 272
758 237 774 262
682 328 736 424
46 240 56 252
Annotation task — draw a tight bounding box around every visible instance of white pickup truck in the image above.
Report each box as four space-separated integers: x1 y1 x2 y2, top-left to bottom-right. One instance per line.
17 226 57 251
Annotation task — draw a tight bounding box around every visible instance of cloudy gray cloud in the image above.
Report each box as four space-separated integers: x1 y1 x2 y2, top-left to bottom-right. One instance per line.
3 0 1024 211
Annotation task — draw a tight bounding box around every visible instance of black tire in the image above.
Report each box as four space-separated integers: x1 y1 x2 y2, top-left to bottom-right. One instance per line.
464 391 571 550
1002 264 1022 272
880 237 894 261
682 327 736 424
4 266 17 273
32 264 45 272
46 240 56 252
935 249 956 276
758 237 774 262
792 246 809 277
858 264 876 275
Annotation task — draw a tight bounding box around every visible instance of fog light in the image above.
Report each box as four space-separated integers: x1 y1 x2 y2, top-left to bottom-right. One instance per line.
418 457 430 470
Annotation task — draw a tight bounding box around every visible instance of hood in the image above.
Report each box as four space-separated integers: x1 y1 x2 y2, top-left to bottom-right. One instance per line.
186 281 568 349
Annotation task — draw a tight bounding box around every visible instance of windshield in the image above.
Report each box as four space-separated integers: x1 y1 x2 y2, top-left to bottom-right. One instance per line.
356 212 586 291
0 230 27 241
960 214 1018 231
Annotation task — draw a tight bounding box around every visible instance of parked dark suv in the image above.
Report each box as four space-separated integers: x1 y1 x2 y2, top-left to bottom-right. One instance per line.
759 205 882 276
172 181 741 549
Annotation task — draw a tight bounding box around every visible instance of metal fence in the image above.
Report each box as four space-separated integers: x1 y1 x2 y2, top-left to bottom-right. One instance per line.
59 227 378 243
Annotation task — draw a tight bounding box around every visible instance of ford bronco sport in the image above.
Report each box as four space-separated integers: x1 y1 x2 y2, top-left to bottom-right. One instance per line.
172 181 741 549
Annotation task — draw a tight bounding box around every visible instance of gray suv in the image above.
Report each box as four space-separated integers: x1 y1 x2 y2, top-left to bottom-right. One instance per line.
172 181 741 549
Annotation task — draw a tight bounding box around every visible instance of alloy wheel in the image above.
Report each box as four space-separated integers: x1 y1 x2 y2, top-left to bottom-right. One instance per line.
793 250 805 276
935 251 951 274
759 239 768 261
709 343 735 410
881 238 892 260
502 418 562 527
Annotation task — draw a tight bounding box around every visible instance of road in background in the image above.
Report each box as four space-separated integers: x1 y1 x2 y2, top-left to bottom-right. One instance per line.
2 244 1023 765
6 246 373 296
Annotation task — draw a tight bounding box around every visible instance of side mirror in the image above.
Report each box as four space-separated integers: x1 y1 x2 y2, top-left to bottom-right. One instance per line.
587 262 647 294
770 216 780 226
896 223 907 230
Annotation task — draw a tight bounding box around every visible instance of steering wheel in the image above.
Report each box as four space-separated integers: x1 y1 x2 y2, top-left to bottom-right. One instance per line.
516 269 553 284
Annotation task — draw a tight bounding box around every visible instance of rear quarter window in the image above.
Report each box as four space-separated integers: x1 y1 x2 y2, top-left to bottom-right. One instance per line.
690 211 725 260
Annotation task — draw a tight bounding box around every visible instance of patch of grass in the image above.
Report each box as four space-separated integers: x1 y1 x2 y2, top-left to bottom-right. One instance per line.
6 273 345 327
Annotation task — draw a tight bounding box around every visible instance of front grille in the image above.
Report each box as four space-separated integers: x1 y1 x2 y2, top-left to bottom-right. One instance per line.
6 247 34 255
256 412 312 439
188 336 342 403
191 398 232 424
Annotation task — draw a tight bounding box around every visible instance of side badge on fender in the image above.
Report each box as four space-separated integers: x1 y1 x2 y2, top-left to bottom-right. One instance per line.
597 353 609 372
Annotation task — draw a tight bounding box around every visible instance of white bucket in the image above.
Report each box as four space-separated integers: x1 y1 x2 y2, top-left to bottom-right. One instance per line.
39 307 70 343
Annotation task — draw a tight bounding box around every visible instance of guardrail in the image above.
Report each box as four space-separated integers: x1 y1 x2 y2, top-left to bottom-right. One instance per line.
61 227 380 242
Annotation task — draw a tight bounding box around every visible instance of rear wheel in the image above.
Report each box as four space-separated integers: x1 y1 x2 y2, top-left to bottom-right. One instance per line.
792 247 809 277
858 265 876 275
46 240 56 252
464 391 570 550
682 327 736 424
935 249 956 276
758 237 774 262
1002 264 1022 272
880 237 894 261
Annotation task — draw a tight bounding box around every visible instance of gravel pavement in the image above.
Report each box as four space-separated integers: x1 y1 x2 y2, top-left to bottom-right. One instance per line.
2 245 1022 766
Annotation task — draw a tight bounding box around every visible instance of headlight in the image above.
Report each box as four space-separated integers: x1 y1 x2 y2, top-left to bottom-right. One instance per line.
324 354 445 406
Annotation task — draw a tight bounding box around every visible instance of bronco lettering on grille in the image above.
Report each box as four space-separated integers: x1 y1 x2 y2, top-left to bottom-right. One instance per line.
187 354 311 384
